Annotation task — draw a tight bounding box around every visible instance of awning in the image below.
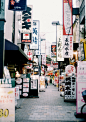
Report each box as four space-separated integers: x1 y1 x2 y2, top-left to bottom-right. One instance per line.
5 39 29 64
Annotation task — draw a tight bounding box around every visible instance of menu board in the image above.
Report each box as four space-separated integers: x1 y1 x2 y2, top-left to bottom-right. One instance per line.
22 78 29 98
16 78 22 98
0 88 15 122
31 79 37 89
64 76 76 101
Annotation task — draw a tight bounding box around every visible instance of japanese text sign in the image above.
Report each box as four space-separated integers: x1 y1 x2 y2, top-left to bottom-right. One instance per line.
0 88 15 122
30 20 39 50
65 65 75 76
57 25 64 61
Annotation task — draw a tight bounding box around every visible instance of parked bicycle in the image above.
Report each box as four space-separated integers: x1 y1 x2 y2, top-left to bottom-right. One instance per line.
81 90 86 115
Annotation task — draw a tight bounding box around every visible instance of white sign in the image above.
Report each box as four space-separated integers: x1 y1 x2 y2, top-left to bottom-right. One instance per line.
0 88 15 122
65 65 75 76
30 20 39 49
27 50 33 61
23 33 30 39
15 87 20 99
57 25 64 61
77 61 86 81
63 35 73 58
42 54 46 65
63 0 73 35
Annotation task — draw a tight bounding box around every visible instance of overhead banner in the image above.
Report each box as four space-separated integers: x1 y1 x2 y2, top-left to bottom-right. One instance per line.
57 25 64 61
30 20 39 50
8 0 27 11
21 5 33 44
63 0 73 58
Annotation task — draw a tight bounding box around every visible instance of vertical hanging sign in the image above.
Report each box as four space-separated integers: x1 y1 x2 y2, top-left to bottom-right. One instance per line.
30 20 39 50
57 25 64 61
63 0 73 58
21 5 33 44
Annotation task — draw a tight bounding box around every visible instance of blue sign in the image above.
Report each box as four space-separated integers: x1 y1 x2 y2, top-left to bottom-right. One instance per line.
8 0 27 11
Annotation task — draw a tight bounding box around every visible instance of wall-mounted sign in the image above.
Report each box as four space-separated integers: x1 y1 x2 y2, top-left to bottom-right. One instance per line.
30 20 39 50
8 0 27 11
21 33 32 43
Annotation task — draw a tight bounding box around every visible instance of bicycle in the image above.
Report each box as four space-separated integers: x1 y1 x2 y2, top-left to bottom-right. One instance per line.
81 90 86 115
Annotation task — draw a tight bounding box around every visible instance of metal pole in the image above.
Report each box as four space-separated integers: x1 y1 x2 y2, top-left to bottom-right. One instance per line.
56 24 57 62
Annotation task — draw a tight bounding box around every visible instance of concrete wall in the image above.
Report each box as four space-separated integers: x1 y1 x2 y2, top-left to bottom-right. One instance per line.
4 0 13 42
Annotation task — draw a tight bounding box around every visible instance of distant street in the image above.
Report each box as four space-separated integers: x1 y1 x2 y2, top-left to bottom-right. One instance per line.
15 84 86 122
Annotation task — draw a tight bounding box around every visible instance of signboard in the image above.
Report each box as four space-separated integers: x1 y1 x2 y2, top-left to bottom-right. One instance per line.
42 54 46 65
27 50 33 61
0 0 5 19
63 0 73 35
40 76 45 90
63 35 73 58
8 0 27 11
77 82 86 113
65 65 75 76
76 61 86 113
63 0 73 58
51 45 56 57
30 20 39 50
21 33 32 43
64 76 76 100
53 62 58 69
57 25 64 61
21 5 33 44
0 88 15 122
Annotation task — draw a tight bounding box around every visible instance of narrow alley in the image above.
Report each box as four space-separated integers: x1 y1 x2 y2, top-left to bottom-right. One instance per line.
15 84 86 122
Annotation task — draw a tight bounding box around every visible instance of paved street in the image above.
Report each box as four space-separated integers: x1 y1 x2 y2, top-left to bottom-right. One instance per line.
15 84 86 122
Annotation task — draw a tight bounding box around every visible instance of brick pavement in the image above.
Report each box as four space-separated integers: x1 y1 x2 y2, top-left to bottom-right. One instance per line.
15 84 86 122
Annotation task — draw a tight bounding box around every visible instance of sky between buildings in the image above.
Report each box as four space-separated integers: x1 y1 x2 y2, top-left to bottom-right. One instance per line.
27 0 76 44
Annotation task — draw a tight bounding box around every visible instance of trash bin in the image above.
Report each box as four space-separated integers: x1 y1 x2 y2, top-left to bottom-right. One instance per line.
82 90 86 103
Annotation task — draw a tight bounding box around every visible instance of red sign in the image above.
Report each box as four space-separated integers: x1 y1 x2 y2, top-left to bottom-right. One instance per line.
63 0 73 35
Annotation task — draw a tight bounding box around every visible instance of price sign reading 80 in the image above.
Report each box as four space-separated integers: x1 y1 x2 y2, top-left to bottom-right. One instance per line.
0 109 9 118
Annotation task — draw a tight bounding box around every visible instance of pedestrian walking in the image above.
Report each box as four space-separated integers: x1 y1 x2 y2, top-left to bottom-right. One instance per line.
45 76 48 88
